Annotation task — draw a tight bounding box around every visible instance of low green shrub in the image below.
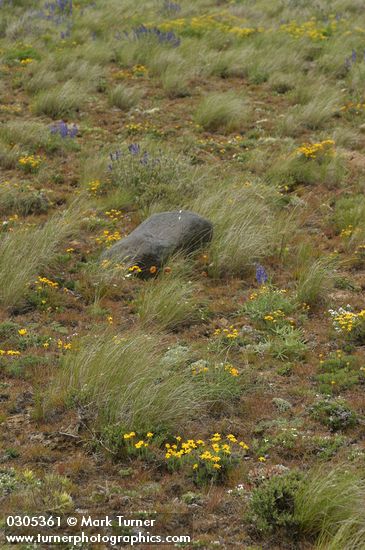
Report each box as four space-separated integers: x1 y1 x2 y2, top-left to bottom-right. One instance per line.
310 398 357 431
249 471 303 536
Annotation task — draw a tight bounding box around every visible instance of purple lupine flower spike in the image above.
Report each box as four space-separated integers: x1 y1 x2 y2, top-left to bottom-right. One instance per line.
255 264 268 285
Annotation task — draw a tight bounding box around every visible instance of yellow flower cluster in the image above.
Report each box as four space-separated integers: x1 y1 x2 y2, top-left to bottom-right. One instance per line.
340 101 365 113
340 225 353 238
213 326 239 339
224 365 240 376
0 104 22 113
191 364 209 375
335 311 357 332
329 307 365 334
191 363 239 377
18 329 27 336
264 309 285 322
36 276 59 289
1 213 19 231
95 230 122 247
104 209 124 222
0 349 21 356
296 139 335 159
280 19 337 41
249 285 279 300
224 364 239 376
165 432 249 471
157 14 259 39
113 65 148 80
20 58 33 65
125 122 151 134
88 179 102 194
128 265 142 273
57 339 72 350
197 135 246 156
18 155 42 170
123 431 154 449
135 440 148 449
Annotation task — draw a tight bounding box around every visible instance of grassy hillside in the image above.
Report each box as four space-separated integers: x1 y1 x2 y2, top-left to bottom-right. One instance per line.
0 0 365 548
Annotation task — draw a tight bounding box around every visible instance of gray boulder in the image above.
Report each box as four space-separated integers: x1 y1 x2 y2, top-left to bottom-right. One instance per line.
101 210 213 272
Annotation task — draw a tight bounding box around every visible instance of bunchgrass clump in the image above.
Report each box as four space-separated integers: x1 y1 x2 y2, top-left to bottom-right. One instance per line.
278 85 341 135
195 92 249 133
108 84 142 110
32 82 85 118
0 182 50 216
161 66 191 97
190 360 243 404
193 185 280 277
0 202 82 307
47 330 210 433
0 143 19 169
0 120 79 154
333 194 365 235
136 270 202 331
295 256 336 308
75 260 128 305
295 467 365 550
267 139 344 189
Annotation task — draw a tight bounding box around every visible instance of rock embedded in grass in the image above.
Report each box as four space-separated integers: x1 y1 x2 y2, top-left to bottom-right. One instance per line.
101 210 213 273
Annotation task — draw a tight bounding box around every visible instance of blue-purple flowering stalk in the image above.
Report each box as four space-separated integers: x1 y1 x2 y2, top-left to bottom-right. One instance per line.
128 143 140 155
44 0 72 15
25 0 75 43
255 264 268 285
108 144 155 171
108 149 122 169
50 121 78 138
107 144 196 208
124 25 180 47
344 48 365 71
162 1 181 13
